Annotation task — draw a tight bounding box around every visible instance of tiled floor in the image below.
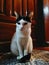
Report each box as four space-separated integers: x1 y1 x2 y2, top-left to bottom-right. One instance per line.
0 50 49 65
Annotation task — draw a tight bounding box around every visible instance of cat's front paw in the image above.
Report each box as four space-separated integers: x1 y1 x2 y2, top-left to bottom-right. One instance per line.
17 55 23 60
24 50 28 56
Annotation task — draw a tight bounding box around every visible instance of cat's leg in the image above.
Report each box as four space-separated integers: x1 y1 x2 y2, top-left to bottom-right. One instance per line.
21 37 32 63
24 37 33 56
11 33 23 59
24 40 29 56
28 37 33 53
16 38 23 59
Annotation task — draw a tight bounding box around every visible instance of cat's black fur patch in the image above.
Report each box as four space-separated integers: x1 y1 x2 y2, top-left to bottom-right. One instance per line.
16 16 31 23
17 53 31 63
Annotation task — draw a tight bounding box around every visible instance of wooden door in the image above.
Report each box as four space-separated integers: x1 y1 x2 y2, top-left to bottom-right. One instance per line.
43 0 49 44
0 0 35 52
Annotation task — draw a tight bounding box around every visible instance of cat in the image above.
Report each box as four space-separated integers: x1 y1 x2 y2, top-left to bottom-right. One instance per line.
10 12 33 60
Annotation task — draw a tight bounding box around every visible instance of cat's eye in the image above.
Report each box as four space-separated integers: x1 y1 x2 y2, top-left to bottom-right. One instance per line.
23 23 27 25
18 23 20 25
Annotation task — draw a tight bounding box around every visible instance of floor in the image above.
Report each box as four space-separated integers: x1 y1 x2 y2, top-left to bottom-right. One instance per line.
0 53 17 65
0 50 49 65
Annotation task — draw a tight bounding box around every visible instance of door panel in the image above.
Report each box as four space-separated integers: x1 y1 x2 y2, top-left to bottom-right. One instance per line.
43 0 49 42
0 0 35 53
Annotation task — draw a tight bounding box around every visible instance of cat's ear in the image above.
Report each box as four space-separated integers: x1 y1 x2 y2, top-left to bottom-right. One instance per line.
14 11 20 19
27 11 34 18
27 11 34 22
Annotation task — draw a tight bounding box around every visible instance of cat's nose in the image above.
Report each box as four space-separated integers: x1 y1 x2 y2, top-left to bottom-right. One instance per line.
19 25 23 30
21 26 24 31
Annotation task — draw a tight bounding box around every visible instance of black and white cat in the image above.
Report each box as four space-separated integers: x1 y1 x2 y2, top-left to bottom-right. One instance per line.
10 12 33 60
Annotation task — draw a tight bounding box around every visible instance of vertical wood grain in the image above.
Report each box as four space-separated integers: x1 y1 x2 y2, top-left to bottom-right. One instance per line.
22 0 27 16
43 0 49 41
27 0 34 12
0 0 4 13
14 0 22 15
6 0 11 16
10 0 12 16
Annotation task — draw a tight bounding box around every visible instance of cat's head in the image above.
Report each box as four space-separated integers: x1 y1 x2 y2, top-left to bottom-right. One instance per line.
15 15 30 30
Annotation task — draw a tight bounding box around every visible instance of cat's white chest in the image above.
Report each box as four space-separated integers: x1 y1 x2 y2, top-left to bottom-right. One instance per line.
16 28 24 38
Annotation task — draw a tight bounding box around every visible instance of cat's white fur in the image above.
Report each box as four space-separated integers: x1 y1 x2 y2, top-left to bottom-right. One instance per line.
11 19 33 59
